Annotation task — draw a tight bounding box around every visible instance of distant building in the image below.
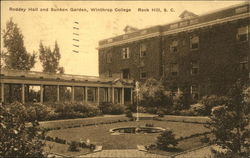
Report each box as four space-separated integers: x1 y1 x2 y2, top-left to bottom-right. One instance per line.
98 2 250 99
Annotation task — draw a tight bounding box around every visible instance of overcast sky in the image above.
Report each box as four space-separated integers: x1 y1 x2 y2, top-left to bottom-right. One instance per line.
1 1 245 76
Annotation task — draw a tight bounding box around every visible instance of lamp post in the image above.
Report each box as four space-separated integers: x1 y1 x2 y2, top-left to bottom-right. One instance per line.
135 81 140 121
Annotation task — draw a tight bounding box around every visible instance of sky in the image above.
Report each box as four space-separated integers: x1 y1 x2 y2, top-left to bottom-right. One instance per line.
1 1 246 76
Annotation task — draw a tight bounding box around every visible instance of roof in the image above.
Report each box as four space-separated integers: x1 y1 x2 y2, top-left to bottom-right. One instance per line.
179 10 198 19
98 2 249 49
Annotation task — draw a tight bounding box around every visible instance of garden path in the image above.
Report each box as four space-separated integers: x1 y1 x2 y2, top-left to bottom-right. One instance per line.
79 149 167 157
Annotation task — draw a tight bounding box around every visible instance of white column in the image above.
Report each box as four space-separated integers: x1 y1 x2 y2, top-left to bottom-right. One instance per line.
83 87 85 102
57 85 60 102
21 84 25 103
85 87 88 102
108 88 111 102
121 87 124 105
40 85 44 103
130 88 133 104
1 83 4 103
97 87 100 104
71 86 75 102
112 87 115 103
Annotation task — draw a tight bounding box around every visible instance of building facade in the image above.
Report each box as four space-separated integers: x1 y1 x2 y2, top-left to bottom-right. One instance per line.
98 2 250 99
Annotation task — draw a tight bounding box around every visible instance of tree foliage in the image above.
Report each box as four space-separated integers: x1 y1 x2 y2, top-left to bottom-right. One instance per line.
138 78 172 108
2 18 36 70
156 130 178 150
208 80 250 155
39 41 64 73
0 102 46 157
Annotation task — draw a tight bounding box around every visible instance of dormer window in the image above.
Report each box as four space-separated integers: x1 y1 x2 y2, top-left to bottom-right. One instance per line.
170 23 178 29
107 38 113 43
180 21 188 27
179 10 198 20
235 6 248 14
190 19 199 25
141 30 147 35
123 25 138 34
123 34 129 39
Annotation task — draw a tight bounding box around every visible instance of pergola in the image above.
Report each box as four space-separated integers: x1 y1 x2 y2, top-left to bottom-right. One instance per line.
0 69 134 105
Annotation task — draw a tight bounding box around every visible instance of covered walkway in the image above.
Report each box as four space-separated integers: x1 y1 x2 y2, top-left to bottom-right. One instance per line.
0 69 134 105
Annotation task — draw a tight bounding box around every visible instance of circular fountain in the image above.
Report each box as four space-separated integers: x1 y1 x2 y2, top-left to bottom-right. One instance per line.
109 126 166 134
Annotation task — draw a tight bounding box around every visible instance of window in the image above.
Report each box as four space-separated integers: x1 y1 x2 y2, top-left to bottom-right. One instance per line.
107 38 113 43
191 85 199 100
191 61 199 75
108 70 112 77
235 6 248 14
141 30 147 35
190 36 199 49
122 47 130 59
123 34 129 39
140 43 147 57
180 21 188 27
122 69 130 79
170 63 178 76
237 26 248 42
240 56 248 70
190 19 199 25
170 40 178 53
140 71 147 79
106 53 112 63
170 23 179 29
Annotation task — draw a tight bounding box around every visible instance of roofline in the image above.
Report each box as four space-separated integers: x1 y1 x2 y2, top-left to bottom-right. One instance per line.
98 1 249 46
99 25 161 43
97 12 250 49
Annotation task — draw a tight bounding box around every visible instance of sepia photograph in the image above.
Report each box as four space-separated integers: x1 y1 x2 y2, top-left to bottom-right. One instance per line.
0 0 249 157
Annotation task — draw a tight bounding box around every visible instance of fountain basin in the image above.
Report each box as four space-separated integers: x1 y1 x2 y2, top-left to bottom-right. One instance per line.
109 126 166 134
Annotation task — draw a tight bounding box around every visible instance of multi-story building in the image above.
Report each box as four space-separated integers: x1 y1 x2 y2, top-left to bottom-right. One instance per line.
98 2 250 99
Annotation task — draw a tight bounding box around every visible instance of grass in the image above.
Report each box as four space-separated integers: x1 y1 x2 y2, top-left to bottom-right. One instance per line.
47 120 209 150
148 135 211 156
44 141 90 157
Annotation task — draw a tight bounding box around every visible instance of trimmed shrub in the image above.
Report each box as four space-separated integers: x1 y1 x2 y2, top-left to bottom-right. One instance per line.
199 95 229 115
68 141 79 152
110 104 125 114
189 103 206 116
125 104 136 112
156 130 178 150
26 103 54 121
125 110 133 119
99 102 125 115
54 102 101 119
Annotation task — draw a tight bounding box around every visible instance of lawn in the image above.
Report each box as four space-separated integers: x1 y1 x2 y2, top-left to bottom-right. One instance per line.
44 141 90 157
47 120 209 150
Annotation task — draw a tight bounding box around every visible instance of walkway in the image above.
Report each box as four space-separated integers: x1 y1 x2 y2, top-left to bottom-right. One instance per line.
80 149 166 158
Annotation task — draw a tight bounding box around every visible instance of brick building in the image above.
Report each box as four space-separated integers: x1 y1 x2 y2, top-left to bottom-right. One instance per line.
98 2 250 99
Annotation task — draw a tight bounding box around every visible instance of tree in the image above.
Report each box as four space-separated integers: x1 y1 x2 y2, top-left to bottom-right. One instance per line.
39 41 64 73
2 18 36 70
138 78 172 109
208 80 250 156
156 130 178 150
0 102 46 157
